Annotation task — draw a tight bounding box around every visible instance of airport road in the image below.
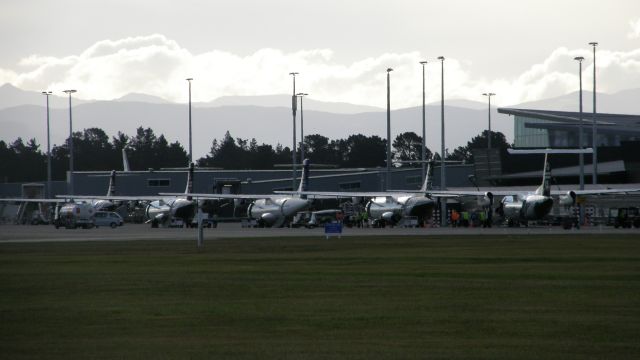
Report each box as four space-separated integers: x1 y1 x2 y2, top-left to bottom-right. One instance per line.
0 222 637 243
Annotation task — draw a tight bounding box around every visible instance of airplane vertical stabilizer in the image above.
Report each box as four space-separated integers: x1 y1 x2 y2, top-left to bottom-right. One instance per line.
419 162 433 193
535 153 551 197
106 170 117 196
122 149 131 172
297 159 310 198
185 163 194 200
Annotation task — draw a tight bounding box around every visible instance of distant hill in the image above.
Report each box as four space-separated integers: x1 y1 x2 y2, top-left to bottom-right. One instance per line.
0 83 92 109
2 83 638 161
0 101 511 160
115 93 169 104
203 94 384 114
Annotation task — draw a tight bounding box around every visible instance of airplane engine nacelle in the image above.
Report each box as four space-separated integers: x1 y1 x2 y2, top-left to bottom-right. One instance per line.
381 211 395 222
261 213 277 224
559 191 577 207
478 192 494 207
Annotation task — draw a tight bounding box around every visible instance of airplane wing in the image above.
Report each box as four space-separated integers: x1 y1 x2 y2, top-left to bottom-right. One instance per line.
428 190 523 197
158 192 283 200
281 190 412 198
429 188 640 197
0 198 67 203
276 190 462 199
550 188 640 196
55 195 164 201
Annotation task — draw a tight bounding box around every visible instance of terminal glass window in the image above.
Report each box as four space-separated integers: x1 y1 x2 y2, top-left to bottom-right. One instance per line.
148 179 171 187
514 116 550 148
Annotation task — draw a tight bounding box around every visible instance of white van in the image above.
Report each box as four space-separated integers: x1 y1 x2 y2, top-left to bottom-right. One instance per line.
94 211 124 228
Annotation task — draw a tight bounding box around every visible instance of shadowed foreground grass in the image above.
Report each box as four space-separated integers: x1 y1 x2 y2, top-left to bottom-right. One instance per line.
1 234 639 359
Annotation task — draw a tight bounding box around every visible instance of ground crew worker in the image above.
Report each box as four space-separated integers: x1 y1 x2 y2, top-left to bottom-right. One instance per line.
451 210 460 227
462 211 470 227
479 210 487 228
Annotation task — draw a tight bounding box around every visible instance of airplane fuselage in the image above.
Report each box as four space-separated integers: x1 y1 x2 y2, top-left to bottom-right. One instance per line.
366 195 435 224
247 197 311 227
501 194 554 222
145 197 195 225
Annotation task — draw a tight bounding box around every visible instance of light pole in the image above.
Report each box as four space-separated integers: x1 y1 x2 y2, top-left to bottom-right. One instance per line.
289 72 299 190
386 68 393 190
296 93 308 164
186 78 193 165
437 56 446 226
420 60 428 182
589 42 598 184
575 56 585 227
63 89 77 195
482 92 496 179
42 91 52 198
574 57 585 191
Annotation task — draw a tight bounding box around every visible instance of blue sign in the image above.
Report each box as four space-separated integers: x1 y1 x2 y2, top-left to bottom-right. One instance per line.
324 222 343 238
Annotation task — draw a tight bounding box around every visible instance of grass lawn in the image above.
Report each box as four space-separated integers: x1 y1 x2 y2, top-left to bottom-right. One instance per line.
1 234 639 359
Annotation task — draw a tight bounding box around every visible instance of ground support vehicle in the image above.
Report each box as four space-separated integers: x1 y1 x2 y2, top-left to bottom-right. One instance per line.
54 203 95 229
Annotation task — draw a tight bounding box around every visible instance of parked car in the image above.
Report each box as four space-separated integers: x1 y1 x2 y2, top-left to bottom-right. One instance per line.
94 211 124 228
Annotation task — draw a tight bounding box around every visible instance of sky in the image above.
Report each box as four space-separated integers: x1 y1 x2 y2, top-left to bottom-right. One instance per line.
1 0 640 108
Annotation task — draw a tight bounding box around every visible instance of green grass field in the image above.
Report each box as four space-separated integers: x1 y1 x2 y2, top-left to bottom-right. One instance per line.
1 235 639 359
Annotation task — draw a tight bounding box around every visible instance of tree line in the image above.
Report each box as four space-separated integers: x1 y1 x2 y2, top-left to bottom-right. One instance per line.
0 127 510 182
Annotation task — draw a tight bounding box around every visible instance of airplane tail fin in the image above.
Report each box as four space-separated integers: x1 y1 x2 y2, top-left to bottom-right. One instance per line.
122 149 131 172
535 153 551 197
297 159 310 198
508 148 592 198
106 170 116 196
185 163 194 200
419 162 433 193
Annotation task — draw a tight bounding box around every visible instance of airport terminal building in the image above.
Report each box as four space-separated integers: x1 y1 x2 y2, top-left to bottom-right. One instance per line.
501 108 640 148
486 108 640 185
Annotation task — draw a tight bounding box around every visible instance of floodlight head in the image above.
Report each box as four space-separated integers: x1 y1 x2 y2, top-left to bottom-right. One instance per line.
63 89 77 94
574 56 584 62
41 91 52 95
296 92 308 96
419 60 428 65
437 56 445 61
186 78 193 81
289 72 299 76
589 42 598 47
387 68 393 72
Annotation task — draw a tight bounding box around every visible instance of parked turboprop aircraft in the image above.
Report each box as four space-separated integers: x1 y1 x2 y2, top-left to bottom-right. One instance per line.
428 148 640 226
278 162 440 226
159 159 313 227
143 163 196 227
289 149 640 227
67 162 198 227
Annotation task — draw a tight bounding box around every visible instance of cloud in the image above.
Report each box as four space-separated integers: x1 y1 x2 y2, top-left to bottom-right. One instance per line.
1 34 640 108
628 18 640 38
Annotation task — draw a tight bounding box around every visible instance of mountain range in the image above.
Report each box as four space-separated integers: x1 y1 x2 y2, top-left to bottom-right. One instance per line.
1 83 639 160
